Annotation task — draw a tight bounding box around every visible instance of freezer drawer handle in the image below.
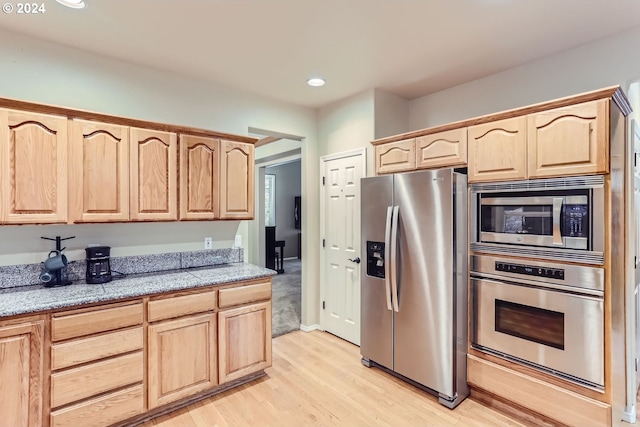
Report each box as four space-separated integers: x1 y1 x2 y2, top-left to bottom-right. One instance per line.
384 206 393 311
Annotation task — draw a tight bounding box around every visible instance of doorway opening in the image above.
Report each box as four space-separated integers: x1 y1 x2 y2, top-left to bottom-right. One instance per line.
250 127 304 337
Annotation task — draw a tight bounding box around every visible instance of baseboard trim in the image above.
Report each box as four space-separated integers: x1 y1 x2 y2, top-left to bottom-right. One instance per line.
300 323 321 332
623 405 636 423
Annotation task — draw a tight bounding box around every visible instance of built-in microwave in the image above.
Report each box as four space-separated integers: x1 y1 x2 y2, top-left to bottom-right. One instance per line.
470 175 605 265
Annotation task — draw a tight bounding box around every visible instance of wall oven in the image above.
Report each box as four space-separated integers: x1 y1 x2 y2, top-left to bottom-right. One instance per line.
470 175 605 265
471 254 604 390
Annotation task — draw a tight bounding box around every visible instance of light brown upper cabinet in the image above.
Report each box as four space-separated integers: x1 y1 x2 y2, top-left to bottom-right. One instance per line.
130 128 177 221
527 99 609 178
416 128 467 170
69 120 129 223
375 138 416 174
0 109 68 224
468 116 527 183
179 135 219 220
219 140 254 220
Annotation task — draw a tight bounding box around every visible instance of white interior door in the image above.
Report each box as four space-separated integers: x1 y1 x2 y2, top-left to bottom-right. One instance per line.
321 149 365 345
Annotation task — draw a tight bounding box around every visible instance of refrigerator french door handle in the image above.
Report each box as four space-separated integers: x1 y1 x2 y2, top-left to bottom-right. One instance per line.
390 205 400 312
384 206 393 311
552 197 564 246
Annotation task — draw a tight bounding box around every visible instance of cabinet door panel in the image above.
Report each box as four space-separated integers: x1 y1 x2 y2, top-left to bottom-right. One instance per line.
0 321 43 427
219 141 254 219
375 139 415 174
179 135 219 220
528 99 608 178
416 128 467 169
218 301 272 383
147 313 217 409
70 120 129 222
0 110 67 223
468 116 527 182
130 128 177 221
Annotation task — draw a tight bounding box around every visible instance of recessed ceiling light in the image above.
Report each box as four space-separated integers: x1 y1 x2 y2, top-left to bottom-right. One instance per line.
307 78 326 87
55 0 86 9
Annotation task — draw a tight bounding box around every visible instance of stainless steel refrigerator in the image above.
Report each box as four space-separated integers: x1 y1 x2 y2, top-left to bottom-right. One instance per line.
360 168 468 408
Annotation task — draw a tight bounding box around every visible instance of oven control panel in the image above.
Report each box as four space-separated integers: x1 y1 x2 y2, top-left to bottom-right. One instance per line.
495 261 565 280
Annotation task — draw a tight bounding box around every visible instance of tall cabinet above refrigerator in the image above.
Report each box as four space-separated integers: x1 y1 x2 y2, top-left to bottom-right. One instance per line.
360 168 469 408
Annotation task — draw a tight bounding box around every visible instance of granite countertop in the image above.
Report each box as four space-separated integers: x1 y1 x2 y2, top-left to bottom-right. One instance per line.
0 263 277 318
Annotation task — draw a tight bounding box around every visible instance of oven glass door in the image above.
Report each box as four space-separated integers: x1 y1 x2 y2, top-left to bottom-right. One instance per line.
479 194 589 249
472 277 604 388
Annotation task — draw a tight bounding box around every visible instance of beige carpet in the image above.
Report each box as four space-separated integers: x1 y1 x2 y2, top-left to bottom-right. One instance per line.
271 259 302 337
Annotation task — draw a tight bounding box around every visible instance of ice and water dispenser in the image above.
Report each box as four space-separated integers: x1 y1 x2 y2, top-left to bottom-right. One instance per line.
366 241 385 278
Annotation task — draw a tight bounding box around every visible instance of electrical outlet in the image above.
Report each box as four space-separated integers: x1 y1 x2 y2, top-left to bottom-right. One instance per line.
234 235 242 248
204 237 213 250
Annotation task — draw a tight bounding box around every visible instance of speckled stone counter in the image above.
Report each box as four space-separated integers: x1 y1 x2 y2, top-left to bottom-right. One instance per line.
0 262 276 317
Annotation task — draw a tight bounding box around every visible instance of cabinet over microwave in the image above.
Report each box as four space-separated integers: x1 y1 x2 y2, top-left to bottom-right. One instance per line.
470 175 605 265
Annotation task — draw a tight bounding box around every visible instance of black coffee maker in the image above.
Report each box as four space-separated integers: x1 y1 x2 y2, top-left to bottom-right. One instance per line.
85 246 112 284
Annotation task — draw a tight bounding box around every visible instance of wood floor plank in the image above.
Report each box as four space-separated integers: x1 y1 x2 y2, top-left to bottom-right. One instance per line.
140 330 525 427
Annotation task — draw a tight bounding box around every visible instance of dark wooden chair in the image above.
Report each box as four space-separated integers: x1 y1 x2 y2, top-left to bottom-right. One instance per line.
265 226 285 273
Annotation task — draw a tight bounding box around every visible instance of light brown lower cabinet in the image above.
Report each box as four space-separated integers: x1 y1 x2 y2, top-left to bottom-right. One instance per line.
49 302 145 427
0 319 44 427
467 354 611 427
0 279 271 427
218 301 272 383
147 313 217 409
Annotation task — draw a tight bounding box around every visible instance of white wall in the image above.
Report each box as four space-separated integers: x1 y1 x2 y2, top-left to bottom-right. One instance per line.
318 90 375 175
409 26 640 130
374 89 410 140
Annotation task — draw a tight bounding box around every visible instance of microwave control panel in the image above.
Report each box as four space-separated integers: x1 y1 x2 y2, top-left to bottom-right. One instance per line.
563 204 588 238
495 261 565 280
366 241 385 278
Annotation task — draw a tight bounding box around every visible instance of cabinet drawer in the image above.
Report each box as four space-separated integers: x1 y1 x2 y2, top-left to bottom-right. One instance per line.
51 351 143 408
218 281 271 308
50 384 143 427
51 327 143 370
52 302 143 342
148 290 217 322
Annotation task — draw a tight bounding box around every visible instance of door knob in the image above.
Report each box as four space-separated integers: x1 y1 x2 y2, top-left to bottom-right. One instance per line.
348 257 361 264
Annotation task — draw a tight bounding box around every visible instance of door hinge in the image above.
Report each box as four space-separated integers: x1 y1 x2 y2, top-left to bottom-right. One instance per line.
322 176 325 186
636 358 638 372
322 239 325 248
322 301 326 310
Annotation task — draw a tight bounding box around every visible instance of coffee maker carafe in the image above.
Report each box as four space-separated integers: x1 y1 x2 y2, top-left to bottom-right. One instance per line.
85 246 112 284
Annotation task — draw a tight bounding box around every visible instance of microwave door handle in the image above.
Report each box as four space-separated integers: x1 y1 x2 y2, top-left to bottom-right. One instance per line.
384 206 393 311
552 197 564 246
390 206 400 312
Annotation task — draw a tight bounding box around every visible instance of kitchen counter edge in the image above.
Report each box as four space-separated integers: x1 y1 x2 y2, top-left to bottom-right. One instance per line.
0 262 277 318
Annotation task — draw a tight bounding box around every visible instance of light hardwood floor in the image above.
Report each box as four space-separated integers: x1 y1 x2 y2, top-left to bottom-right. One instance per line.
143 330 525 427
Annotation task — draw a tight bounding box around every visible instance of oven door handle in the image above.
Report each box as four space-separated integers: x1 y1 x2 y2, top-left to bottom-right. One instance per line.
552 197 564 246
383 206 393 311
470 274 604 299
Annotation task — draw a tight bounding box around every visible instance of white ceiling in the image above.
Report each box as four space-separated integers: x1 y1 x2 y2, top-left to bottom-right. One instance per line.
1 0 640 108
